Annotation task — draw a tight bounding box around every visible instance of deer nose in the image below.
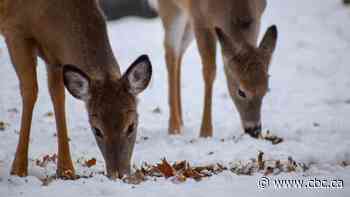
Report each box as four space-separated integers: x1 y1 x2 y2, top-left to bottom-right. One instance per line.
244 124 262 138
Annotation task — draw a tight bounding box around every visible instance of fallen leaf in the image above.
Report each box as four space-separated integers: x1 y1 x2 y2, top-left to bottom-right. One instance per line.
173 160 187 171
216 163 227 172
157 158 175 178
171 174 187 184
109 153 307 184
263 130 284 145
61 170 76 180
0 121 9 131
84 158 97 168
183 168 203 181
36 154 57 168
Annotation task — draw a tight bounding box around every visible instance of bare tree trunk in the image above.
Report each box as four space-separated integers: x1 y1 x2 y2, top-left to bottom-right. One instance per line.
100 0 158 21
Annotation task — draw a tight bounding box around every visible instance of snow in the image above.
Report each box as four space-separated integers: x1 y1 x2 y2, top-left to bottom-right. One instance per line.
1 0 350 196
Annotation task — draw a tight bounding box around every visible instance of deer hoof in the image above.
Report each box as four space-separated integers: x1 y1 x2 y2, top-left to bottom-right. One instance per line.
10 167 28 177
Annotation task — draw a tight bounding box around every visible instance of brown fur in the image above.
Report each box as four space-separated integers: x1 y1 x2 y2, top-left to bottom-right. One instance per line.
1 0 152 179
230 48 270 97
157 0 277 137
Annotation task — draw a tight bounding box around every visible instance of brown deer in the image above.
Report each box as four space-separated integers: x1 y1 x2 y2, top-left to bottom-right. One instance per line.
151 0 278 137
0 0 152 179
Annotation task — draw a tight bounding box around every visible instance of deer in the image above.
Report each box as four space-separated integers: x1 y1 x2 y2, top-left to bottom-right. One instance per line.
0 0 152 180
150 0 278 138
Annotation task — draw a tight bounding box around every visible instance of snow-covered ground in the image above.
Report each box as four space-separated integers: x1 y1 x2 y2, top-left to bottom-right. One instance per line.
1 0 350 196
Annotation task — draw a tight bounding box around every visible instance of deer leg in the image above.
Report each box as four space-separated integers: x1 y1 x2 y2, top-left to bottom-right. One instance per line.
6 38 38 177
164 23 193 135
159 0 194 134
47 66 75 179
176 54 183 126
165 45 183 134
176 23 193 126
194 27 217 137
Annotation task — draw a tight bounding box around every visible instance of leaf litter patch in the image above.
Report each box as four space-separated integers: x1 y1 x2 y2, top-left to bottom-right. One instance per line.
34 152 310 186
124 151 308 185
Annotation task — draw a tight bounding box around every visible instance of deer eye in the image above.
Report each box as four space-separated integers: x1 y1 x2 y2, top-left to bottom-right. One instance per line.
238 89 247 98
92 127 103 138
126 123 135 137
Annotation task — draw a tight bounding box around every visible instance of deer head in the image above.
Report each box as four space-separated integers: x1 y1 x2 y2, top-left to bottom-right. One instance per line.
63 55 152 179
215 25 278 138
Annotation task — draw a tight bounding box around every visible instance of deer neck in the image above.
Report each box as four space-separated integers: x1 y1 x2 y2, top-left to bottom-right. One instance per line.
59 33 121 82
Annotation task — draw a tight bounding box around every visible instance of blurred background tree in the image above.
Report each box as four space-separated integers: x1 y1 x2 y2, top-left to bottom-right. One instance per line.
100 0 158 21
344 0 350 5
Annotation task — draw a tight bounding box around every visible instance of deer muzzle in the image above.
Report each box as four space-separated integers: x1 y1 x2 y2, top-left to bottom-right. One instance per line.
243 121 262 138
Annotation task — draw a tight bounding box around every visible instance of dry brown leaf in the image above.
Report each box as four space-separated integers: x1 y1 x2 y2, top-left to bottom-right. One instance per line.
263 130 284 145
157 158 175 178
216 163 227 172
36 154 57 168
183 168 203 181
41 153 307 185
61 169 76 180
173 160 187 171
84 158 97 168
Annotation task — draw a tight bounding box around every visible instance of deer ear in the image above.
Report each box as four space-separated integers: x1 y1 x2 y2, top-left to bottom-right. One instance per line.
123 55 152 95
63 65 91 101
259 25 278 54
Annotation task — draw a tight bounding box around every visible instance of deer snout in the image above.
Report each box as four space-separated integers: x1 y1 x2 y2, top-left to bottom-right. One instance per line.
106 165 131 180
105 156 131 180
243 121 262 138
